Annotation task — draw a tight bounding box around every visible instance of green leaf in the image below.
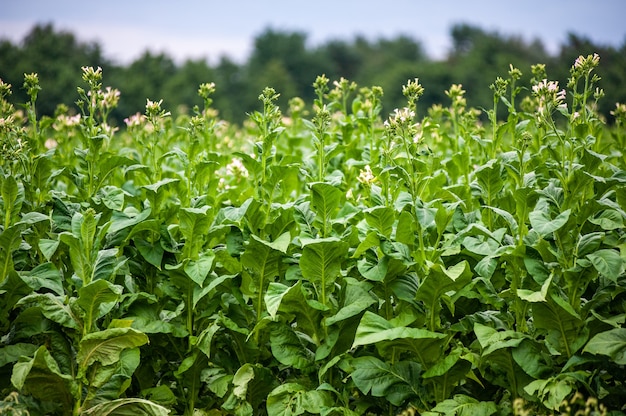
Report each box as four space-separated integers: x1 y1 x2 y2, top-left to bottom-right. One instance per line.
325 278 376 326
185 249 216 286
524 377 575 411
0 343 38 367
0 225 22 281
77 327 149 370
2 174 24 228
415 261 473 330
589 209 624 230
264 282 293 320
270 323 314 370
583 328 626 364
587 249 624 282
38 238 60 261
82 398 170 415
474 323 525 356
352 311 445 349
135 237 164 269
18 262 64 296
428 394 497 416
95 185 126 210
92 248 121 281
349 356 421 406
15 293 80 329
78 279 123 326
532 295 588 357
529 208 571 237
310 182 341 236
179 205 211 257
364 206 395 238
300 238 348 303
266 383 333 416
241 234 285 299
11 345 74 413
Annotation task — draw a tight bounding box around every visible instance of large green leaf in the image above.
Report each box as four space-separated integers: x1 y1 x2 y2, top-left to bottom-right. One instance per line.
18 262 64 295
266 383 333 416
300 237 348 304
184 249 215 286
583 328 626 365
15 292 80 329
0 343 38 367
325 278 376 326
11 345 74 413
532 294 588 358
473 323 525 357
309 182 342 237
415 260 473 330
1 174 24 228
82 398 170 415
364 206 395 238
529 208 571 237
78 279 123 328
241 233 288 316
264 281 323 344
77 327 149 371
179 205 211 258
90 248 120 281
587 249 624 282
0 225 23 282
352 311 445 349
270 323 315 370
349 356 422 406
426 394 497 416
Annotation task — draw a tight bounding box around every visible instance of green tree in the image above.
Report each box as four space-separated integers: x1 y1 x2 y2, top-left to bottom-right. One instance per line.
0 23 108 117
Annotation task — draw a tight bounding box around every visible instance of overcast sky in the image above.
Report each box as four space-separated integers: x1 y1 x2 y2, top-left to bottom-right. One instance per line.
1 0 625 65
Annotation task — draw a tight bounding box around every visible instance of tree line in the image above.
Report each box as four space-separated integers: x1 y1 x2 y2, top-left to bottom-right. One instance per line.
1 23 625 125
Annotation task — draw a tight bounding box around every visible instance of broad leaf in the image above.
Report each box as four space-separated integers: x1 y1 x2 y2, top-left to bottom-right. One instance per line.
350 356 422 406
184 249 216 286
266 383 333 416
18 262 64 295
529 208 571 237
352 311 445 348
270 323 315 370
300 238 348 304
587 249 624 282
309 182 341 236
427 394 497 416
78 279 123 327
11 346 74 413
77 327 149 371
15 293 80 329
583 328 626 364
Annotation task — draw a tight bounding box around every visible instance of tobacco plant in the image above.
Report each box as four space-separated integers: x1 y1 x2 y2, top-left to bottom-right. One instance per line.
1 54 625 416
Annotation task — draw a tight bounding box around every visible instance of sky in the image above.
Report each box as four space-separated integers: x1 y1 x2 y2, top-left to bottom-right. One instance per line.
1 0 625 65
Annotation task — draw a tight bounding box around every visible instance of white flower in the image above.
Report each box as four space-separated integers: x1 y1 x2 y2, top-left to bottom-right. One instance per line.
357 165 376 185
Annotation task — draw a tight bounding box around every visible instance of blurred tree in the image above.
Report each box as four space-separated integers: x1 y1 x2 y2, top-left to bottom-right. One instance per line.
1 23 624 127
108 51 177 121
0 23 108 117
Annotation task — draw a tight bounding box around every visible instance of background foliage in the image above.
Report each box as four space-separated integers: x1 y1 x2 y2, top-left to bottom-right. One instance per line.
1 23 626 125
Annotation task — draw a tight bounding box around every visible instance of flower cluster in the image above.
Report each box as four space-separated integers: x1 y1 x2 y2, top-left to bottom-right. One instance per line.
571 53 600 79
357 164 376 185
402 78 424 112
611 102 626 126
384 107 418 141
531 79 567 117
124 112 146 128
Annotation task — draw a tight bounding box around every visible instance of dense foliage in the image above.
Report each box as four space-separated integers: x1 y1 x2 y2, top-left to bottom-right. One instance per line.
1 23 626 126
1 54 625 415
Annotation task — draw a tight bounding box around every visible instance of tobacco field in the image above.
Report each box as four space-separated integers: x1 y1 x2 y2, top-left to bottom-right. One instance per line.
0 54 625 415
